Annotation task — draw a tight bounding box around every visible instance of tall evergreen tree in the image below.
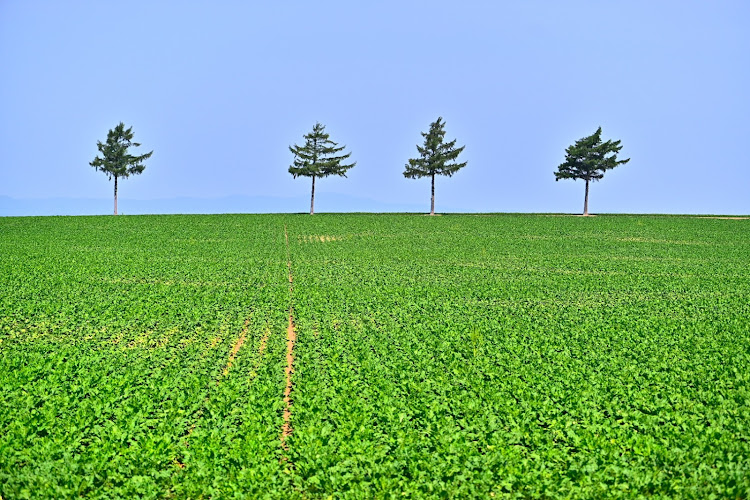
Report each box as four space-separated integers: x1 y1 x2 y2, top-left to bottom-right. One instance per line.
90 122 152 215
404 117 467 215
555 127 629 215
289 122 355 215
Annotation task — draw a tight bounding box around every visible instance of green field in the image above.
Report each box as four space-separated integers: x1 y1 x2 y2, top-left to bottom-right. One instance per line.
1 214 748 498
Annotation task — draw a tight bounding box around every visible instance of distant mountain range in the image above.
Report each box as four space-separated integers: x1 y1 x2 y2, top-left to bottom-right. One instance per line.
0 194 438 216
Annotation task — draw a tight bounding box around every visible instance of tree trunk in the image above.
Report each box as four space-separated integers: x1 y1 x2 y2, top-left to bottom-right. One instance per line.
430 173 435 215
583 178 589 216
310 175 316 215
114 175 118 215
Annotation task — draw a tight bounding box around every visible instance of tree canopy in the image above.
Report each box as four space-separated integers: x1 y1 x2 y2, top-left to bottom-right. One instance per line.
90 122 152 215
289 122 355 214
404 117 466 215
554 127 629 215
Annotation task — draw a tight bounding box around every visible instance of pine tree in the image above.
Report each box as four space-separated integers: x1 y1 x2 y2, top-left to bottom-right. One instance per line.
404 117 467 215
289 123 355 215
90 122 152 215
555 127 629 216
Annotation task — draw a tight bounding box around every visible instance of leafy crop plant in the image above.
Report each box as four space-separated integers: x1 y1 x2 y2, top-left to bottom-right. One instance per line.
1 214 748 498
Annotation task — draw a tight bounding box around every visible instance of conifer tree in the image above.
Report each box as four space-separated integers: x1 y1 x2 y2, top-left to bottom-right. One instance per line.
404 117 466 215
289 123 355 215
555 127 629 216
90 122 152 215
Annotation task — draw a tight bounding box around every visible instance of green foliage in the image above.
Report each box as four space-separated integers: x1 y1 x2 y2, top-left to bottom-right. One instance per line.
1 214 749 498
404 117 467 214
0 215 290 498
404 117 466 180
90 122 152 182
90 122 152 215
285 214 750 497
289 123 355 215
554 126 629 183
289 122 355 180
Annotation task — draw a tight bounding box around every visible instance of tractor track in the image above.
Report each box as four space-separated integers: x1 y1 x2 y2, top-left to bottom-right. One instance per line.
281 224 296 452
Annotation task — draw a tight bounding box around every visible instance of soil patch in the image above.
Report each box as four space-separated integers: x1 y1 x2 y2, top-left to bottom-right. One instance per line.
281 314 296 447
695 216 749 220
281 224 296 451
299 235 342 243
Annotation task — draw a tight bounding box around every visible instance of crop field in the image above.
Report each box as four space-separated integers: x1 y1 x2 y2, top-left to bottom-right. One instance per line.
1 214 749 498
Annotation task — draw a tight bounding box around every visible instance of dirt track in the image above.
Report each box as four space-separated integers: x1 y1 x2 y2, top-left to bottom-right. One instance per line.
281 225 296 450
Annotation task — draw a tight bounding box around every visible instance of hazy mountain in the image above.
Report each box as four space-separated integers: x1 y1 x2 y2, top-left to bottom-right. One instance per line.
0 194 435 217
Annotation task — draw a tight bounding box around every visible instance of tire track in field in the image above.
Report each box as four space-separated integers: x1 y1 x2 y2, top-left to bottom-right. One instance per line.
221 317 251 377
281 224 297 451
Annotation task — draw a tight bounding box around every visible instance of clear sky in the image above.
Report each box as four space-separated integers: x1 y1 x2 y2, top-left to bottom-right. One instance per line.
1 1 748 215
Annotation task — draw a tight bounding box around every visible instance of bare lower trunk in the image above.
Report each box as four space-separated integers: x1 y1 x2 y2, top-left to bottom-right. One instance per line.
430 173 435 215
114 176 118 215
310 175 315 215
583 178 589 216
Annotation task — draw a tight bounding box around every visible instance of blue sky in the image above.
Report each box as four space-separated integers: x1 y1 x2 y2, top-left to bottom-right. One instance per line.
1 1 748 215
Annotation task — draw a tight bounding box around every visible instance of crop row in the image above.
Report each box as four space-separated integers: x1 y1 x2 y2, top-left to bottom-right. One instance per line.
1 214 748 498
285 215 750 497
0 216 292 498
